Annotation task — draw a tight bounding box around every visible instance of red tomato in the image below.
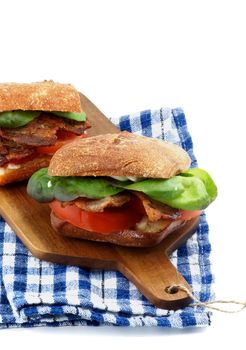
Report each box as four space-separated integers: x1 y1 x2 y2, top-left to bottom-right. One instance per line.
178 210 201 220
37 132 87 155
50 198 145 234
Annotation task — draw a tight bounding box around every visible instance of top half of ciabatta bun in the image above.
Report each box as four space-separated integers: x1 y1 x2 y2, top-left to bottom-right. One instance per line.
0 80 82 113
48 131 191 179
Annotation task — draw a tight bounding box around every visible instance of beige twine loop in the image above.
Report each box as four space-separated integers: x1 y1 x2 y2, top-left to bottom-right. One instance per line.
167 284 246 313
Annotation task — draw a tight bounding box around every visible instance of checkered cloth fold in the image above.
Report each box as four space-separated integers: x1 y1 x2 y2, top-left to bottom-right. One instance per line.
0 108 214 329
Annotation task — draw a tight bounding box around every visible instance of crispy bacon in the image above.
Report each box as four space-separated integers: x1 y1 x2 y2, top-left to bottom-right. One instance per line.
0 113 89 165
0 113 89 147
63 193 131 212
0 138 36 166
61 191 182 234
62 191 180 224
133 192 181 221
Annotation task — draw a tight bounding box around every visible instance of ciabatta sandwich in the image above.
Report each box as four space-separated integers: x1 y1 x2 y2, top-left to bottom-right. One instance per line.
0 80 90 185
27 132 217 247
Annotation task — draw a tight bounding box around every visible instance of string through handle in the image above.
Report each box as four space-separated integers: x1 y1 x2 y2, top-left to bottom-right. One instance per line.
166 285 246 313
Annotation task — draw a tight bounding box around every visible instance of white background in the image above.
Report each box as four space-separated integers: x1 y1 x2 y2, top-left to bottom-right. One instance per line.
0 0 246 348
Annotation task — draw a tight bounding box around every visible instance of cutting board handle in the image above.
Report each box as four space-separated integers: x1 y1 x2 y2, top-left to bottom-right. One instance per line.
116 247 191 310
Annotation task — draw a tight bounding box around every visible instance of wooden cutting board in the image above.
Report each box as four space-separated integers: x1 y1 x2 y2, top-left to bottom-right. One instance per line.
0 93 199 310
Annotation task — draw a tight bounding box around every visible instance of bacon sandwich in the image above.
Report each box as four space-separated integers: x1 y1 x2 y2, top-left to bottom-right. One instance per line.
0 81 89 185
27 132 217 247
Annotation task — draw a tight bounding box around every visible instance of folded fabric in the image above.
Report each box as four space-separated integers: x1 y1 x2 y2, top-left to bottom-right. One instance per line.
0 107 214 329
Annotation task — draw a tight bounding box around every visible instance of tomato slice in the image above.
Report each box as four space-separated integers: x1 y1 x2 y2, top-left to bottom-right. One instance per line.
50 192 201 234
37 132 87 155
50 197 145 234
178 210 201 220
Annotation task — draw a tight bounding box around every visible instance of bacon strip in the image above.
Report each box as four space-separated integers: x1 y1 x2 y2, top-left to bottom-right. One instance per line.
0 113 90 165
0 138 36 166
62 191 180 223
133 192 181 221
0 113 89 147
63 193 131 212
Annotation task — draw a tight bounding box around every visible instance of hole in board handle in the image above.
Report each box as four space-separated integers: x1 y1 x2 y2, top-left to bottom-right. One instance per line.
165 286 179 294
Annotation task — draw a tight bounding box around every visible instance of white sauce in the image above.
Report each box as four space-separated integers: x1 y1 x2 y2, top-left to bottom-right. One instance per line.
7 163 21 170
110 176 141 182
0 168 6 176
47 180 52 188
0 163 21 175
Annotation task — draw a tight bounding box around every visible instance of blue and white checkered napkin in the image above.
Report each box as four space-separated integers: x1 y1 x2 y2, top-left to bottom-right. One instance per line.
0 108 214 329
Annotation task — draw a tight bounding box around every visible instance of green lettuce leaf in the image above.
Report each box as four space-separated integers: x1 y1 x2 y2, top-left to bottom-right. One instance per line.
181 168 217 201
125 168 217 210
0 110 86 129
27 168 124 203
0 111 41 128
27 167 217 210
51 111 87 122
26 168 57 202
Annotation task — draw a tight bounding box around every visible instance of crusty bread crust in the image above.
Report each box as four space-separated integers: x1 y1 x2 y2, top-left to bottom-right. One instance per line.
48 131 191 179
0 155 51 185
0 80 82 113
50 211 187 247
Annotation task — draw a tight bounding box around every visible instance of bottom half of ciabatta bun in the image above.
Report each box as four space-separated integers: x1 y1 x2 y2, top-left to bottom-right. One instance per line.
50 211 188 247
0 155 51 185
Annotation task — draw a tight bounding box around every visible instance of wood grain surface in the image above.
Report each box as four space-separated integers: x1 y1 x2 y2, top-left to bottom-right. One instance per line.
0 93 199 309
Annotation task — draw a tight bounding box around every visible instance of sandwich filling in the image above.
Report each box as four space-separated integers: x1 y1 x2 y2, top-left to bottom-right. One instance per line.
0 111 89 168
27 167 217 234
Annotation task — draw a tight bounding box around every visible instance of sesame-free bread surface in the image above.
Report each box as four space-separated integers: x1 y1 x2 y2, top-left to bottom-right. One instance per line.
0 80 82 113
48 131 191 179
